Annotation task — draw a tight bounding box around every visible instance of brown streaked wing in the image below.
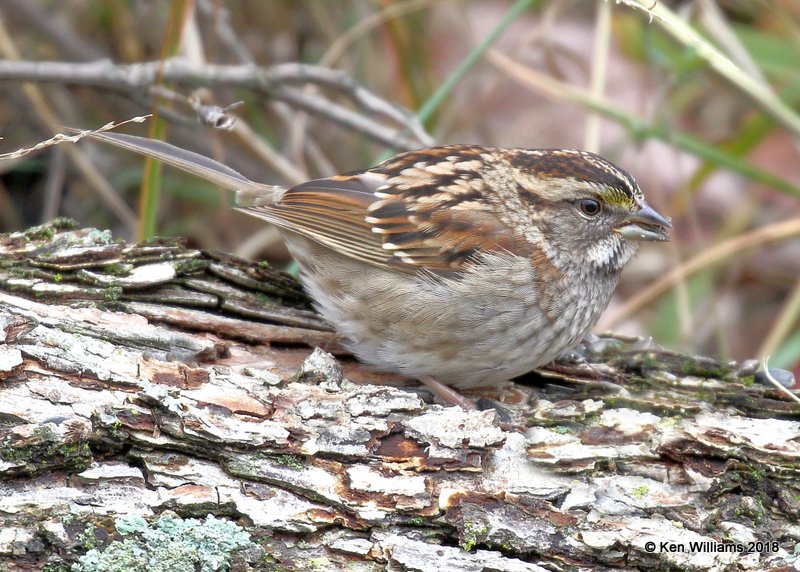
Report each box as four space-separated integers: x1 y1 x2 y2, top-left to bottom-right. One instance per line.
240 152 532 274
366 148 533 271
369 198 530 271
238 173 392 268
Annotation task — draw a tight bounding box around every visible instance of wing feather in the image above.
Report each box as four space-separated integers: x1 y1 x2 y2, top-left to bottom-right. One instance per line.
240 146 533 273
80 133 531 273
238 176 393 268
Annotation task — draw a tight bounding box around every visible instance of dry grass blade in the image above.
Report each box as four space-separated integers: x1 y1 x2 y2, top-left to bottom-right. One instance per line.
0 14 141 231
601 218 800 328
0 116 151 160
617 0 800 138
486 48 800 198
758 277 800 360
585 0 611 153
319 0 435 67
760 358 800 405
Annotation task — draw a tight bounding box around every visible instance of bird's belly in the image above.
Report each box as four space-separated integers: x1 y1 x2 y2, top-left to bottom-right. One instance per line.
283 234 613 389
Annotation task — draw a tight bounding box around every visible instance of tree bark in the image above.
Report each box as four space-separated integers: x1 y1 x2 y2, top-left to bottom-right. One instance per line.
1 220 798 572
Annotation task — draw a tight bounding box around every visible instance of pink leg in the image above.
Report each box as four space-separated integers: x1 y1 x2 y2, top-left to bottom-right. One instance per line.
419 375 477 410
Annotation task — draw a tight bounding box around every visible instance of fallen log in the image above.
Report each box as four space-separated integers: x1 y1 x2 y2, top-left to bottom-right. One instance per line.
1 220 798 571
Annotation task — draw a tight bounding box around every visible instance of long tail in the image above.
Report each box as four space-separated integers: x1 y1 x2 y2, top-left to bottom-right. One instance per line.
86 131 282 206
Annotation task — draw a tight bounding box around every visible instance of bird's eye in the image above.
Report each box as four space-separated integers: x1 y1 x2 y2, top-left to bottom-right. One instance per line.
578 198 602 217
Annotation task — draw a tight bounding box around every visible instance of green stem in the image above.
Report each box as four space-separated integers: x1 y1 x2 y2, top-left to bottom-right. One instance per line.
619 0 800 138
138 0 192 240
416 0 541 127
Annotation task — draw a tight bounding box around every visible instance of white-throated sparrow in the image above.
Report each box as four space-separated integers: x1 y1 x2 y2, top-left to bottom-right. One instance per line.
86 133 671 405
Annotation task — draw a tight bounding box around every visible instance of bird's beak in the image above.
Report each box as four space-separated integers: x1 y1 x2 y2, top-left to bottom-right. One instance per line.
615 204 672 242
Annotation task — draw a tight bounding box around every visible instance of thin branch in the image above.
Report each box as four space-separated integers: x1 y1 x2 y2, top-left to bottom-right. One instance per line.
0 58 429 150
196 0 255 65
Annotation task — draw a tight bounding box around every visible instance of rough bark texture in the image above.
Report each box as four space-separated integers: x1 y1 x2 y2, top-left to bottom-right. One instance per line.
1 220 798 572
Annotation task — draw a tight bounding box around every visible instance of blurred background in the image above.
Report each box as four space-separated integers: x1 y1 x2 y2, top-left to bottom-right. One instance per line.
0 0 798 378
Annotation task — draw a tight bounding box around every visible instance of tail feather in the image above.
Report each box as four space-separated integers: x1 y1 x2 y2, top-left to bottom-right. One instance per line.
86 131 281 203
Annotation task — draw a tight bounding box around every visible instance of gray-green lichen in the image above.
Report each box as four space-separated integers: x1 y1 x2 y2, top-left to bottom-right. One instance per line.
72 514 252 572
460 520 490 552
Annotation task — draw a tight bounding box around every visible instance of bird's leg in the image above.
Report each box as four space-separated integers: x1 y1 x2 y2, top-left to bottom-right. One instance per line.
418 375 477 410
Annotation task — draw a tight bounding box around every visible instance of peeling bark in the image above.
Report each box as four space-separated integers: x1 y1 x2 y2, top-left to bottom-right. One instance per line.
0 221 798 571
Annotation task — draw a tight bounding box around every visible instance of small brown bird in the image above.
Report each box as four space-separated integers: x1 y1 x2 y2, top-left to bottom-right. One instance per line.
88 133 670 407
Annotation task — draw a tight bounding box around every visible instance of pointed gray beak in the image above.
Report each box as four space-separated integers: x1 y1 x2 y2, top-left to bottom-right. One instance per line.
615 204 672 242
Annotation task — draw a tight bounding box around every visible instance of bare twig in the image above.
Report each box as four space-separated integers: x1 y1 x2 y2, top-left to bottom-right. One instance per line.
231 121 307 186
0 58 429 150
196 0 255 65
283 0 437 169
